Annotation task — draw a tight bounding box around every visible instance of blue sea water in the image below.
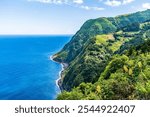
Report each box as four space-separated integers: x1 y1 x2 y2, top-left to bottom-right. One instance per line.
0 35 71 100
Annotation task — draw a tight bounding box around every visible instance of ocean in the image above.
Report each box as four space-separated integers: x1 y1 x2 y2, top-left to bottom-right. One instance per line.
0 35 71 100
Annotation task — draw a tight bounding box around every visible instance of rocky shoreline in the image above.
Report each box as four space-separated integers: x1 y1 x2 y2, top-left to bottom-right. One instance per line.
50 55 68 92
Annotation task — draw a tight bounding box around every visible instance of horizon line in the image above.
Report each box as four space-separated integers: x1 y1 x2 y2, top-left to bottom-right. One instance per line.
0 34 74 36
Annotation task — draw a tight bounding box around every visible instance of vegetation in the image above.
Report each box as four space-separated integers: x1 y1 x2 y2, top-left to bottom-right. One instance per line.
57 40 150 100
95 34 114 45
54 9 150 99
53 9 150 63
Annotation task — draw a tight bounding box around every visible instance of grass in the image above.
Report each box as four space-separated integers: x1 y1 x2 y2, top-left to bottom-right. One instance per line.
95 34 114 45
108 39 124 52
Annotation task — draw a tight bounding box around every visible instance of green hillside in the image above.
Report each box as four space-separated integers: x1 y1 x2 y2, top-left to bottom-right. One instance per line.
57 39 150 100
53 9 150 99
53 9 150 63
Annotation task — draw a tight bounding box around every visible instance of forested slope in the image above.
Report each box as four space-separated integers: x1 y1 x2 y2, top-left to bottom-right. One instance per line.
53 10 150 99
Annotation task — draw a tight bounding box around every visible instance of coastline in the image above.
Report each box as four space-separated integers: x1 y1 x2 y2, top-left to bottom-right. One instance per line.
50 55 68 92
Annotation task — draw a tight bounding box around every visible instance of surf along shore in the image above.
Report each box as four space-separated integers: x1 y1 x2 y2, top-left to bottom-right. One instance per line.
50 55 68 92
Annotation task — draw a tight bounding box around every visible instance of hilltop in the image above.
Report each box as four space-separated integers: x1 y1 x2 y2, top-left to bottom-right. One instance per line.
53 9 150 100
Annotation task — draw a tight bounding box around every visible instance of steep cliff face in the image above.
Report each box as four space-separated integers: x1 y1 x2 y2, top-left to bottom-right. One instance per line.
54 9 150 92
53 9 150 63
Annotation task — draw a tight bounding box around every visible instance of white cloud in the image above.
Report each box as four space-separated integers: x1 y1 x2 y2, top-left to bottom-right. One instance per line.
142 3 150 9
28 0 68 4
105 0 121 7
123 0 134 5
80 5 104 11
73 0 83 4
28 0 105 11
105 0 134 7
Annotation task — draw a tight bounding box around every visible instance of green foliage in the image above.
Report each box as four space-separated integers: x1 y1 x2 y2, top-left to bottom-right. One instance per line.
135 81 150 99
61 42 109 90
108 40 123 52
58 39 150 100
95 34 114 45
57 90 84 100
122 23 140 32
100 55 129 80
55 10 150 100
96 35 107 45
54 9 150 63
129 68 133 76
123 65 129 73
100 72 134 99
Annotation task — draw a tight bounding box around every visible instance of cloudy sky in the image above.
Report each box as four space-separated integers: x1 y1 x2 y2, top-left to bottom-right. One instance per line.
0 0 149 34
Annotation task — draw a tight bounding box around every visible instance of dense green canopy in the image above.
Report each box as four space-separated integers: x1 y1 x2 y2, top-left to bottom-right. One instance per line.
54 10 150 100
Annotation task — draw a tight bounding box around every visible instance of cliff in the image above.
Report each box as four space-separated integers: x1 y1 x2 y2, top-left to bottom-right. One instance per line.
54 9 150 99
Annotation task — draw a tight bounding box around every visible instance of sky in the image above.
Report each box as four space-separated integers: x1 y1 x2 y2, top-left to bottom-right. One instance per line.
0 0 149 35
